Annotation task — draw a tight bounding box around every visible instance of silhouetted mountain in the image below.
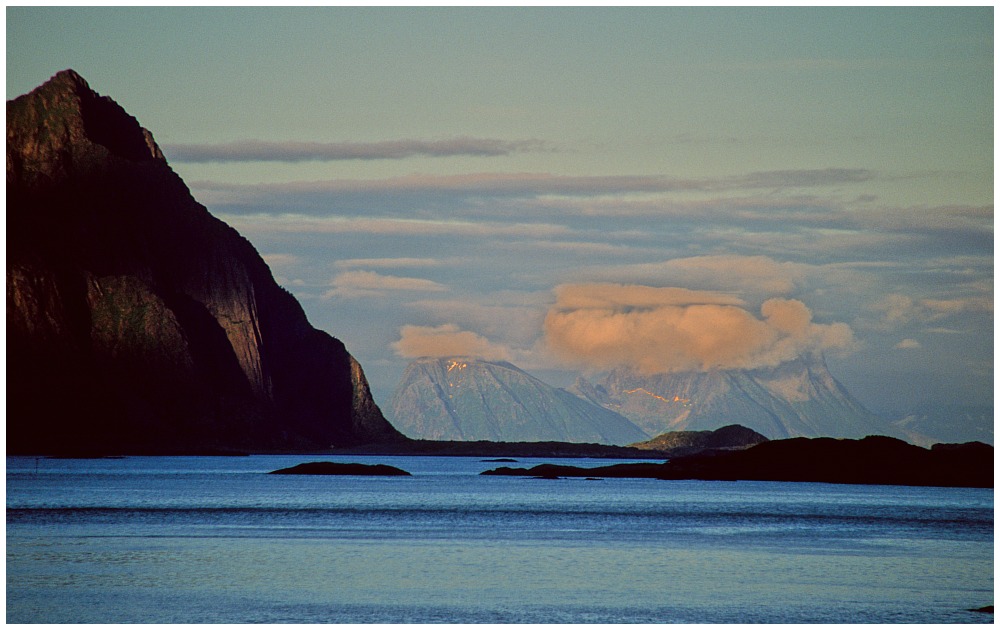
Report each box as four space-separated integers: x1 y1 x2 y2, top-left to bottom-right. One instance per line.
7 70 405 454
390 357 649 445
570 355 897 440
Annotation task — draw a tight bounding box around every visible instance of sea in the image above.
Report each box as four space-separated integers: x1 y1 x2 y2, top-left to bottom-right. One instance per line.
6 454 994 624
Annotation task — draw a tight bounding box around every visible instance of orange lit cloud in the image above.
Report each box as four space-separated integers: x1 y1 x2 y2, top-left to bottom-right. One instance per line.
392 324 512 361
543 283 855 373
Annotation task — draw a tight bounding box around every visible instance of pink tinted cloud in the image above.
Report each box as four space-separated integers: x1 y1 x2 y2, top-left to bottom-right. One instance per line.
543 283 856 374
392 324 512 361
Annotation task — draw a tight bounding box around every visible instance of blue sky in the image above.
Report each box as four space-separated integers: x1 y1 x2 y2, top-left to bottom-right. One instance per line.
7 7 993 424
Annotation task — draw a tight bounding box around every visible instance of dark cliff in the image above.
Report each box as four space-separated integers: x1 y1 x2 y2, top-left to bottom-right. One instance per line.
7 70 405 454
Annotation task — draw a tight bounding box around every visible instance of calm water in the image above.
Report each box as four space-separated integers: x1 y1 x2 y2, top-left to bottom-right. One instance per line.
6 455 994 624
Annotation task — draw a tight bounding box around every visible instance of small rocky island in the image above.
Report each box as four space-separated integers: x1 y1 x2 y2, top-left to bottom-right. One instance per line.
269 462 411 476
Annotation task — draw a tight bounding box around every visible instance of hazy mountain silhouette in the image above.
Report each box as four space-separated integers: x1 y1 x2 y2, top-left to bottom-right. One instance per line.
7 70 405 454
390 357 649 445
570 354 899 440
889 403 994 447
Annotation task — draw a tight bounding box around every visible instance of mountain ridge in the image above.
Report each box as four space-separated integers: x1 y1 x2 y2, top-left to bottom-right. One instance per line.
390 357 649 445
570 354 899 440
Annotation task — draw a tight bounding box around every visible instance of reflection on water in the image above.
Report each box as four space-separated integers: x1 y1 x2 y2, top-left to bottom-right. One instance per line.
6 455 994 623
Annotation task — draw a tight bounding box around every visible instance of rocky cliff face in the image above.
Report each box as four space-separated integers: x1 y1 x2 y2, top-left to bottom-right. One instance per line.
569 355 898 440
7 70 405 454
390 357 649 445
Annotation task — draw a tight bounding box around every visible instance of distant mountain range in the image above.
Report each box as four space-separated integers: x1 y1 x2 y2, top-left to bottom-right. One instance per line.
7 70 404 454
392 354 917 445
889 404 994 448
569 355 900 441
390 357 649 445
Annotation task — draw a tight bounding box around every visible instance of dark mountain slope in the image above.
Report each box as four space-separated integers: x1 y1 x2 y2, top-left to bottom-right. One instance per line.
7 70 404 454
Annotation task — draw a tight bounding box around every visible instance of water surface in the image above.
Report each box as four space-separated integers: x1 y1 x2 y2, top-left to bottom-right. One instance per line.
6 455 993 623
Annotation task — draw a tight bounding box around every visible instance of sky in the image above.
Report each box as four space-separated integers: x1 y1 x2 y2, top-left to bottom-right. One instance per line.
6 7 994 424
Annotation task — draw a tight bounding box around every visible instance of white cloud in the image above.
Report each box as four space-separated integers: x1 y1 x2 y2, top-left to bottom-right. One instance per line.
870 292 994 329
334 257 444 269
323 270 448 299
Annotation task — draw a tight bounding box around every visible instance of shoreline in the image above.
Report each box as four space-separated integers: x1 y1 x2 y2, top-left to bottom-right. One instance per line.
10 439 671 460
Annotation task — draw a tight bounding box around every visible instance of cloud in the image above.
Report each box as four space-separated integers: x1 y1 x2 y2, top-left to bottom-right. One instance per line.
165 137 548 163
334 257 444 269
195 172 697 201
506 239 650 257
548 284 745 311
738 168 874 189
585 255 807 296
859 204 992 234
193 168 879 203
895 339 922 349
323 270 448 299
259 253 307 287
392 324 512 361
543 283 856 374
219 213 575 239
407 295 548 347
526 193 847 221
920 296 993 316
260 253 301 268
871 294 918 326
870 292 993 328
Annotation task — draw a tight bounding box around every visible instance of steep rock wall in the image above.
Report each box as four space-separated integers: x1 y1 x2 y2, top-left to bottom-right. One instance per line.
7 70 404 453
